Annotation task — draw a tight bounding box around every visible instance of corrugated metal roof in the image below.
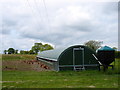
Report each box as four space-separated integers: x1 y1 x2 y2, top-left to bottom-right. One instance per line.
37 47 67 61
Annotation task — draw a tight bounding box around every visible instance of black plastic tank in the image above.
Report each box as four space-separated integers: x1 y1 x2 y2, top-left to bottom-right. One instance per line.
97 46 115 66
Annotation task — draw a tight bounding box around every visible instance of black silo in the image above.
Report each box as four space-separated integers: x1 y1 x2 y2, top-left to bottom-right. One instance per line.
97 46 115 65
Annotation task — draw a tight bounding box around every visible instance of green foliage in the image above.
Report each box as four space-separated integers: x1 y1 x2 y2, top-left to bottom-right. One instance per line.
4 48 18 54
32 43 43 54
20 50 36 54
4 42 53 55
31 43 54 54
115 51 120 58
112 47 117 50
8 48 15 54
29 50 35 54
84 40 103 51
20 50 29 54
105 59 120 74
4 50 7 54
41 44 54 51
15 50 18 54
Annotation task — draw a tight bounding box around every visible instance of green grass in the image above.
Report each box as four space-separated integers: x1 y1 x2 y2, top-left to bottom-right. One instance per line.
2 70 119 88
2 54 120 88
2 54 36 61
106 58 120 74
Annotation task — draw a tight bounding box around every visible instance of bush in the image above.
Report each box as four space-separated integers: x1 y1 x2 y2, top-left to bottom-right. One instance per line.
115 51 120 58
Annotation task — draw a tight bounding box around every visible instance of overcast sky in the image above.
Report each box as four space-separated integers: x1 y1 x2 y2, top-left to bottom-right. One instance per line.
1 0 118 53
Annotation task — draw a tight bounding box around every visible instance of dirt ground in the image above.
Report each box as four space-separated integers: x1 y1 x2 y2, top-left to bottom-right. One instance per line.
2 60 52 71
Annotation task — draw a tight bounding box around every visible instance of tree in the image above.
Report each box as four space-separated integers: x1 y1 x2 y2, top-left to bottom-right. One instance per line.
15 50 18 54
84 40 103 51
112 47 117 51
29 50 35 54
32 43 43 54
42 44 54 51
20 50 29 54
24 51 29 54
20 50 24 54
4 50 7 54
31 43 54 54
8 48 15 54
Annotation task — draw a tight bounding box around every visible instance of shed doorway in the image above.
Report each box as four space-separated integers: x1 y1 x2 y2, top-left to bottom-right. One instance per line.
73 48 85 70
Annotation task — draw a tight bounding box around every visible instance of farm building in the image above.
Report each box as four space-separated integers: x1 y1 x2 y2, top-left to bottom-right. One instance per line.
37 45 100 71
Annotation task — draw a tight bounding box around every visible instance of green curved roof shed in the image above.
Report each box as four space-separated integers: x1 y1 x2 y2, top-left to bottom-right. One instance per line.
37 45 99 71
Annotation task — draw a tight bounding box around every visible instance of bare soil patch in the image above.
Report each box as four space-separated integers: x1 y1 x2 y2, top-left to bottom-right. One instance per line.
2 60 52 71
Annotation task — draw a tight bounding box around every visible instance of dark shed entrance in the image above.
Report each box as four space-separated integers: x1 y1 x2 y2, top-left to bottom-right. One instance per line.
73 48 84 66
37 45 99 71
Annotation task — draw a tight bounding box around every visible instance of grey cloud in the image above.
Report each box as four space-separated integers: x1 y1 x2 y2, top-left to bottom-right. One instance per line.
62 21 95 32
102 2 118 14
1 0 118 53
3 19 17 26
2 21 16 35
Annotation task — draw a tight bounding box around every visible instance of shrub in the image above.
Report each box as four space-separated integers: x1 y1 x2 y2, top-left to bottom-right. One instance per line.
115 51 120 58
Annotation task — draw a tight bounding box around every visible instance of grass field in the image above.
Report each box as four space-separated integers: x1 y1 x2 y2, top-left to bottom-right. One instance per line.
2 70 119 88
2 54 36 61
1 54 120 88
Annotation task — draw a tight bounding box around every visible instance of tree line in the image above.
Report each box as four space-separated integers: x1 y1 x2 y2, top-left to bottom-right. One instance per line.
4 42 54 54
4 40 119 57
